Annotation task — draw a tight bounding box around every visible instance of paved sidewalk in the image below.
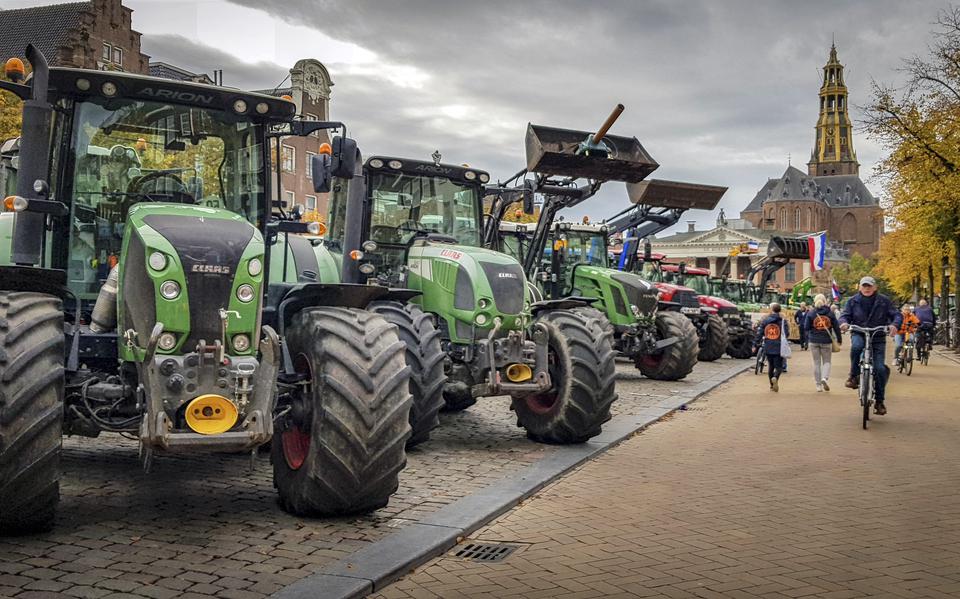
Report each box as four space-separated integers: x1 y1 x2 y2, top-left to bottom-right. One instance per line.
373 346 960 598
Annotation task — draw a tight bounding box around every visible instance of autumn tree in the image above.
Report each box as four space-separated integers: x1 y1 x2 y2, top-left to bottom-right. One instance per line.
864 5 960 346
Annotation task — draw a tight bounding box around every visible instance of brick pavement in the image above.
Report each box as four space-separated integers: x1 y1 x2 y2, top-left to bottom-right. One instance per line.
372 346 960 598
0 357 743 599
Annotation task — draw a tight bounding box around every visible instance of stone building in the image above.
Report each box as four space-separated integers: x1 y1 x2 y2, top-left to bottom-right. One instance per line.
651 44 879 293
0 0 149 74
257 59 334 217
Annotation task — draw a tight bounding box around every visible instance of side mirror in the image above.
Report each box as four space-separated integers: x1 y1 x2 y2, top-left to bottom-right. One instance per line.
522 179 535 215
331 136 359 178
311 153 333 193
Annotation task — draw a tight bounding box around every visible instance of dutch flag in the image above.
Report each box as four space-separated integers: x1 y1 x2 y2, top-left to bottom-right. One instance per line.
747 240 760 252
807 232 826 271
831 279 841 302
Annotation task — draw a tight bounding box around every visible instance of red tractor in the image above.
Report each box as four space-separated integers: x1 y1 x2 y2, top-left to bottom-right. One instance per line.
635 254 729 362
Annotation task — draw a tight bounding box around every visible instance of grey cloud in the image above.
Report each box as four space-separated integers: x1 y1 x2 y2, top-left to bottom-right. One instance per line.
152 1 939 229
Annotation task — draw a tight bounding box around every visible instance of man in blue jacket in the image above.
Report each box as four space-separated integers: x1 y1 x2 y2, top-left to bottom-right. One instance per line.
839 276 902 415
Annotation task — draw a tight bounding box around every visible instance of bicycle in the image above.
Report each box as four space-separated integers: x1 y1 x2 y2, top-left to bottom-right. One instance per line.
848 325 890 430
896 335 914 376
754 344 765 375
916 326 933 366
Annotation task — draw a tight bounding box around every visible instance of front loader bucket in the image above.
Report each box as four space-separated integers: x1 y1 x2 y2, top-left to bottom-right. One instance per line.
766 236 810 260
525 123 658 182
625 179 727 210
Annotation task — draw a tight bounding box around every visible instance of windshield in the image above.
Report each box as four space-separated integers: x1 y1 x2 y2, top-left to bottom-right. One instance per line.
369 171 481 246
563 231 609 268
66 98 264 298
686 275 709 295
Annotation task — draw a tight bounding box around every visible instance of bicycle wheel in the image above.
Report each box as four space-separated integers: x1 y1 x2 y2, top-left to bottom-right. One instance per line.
860 367 871 430
897 353 904 373
906 347 913 376
755 348 765 375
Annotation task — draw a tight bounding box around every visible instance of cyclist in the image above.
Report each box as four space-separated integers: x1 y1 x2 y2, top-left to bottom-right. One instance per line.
915 298 937 355
894 305 920 366
754 303 790 392
839 276 902 415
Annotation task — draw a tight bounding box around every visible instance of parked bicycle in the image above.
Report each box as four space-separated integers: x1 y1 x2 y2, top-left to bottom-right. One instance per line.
849 325 889 430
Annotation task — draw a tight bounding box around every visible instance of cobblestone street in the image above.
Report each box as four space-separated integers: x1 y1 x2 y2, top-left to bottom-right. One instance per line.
0 359 743 599
372 348 960 599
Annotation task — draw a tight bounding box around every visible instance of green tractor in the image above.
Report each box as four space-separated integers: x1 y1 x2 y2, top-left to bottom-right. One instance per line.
0 46 415 533
321 152 620 444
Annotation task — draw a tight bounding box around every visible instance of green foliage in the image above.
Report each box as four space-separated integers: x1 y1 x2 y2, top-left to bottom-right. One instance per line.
831 253 895 300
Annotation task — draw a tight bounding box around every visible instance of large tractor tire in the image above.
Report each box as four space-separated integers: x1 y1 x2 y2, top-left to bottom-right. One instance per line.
572 306 615 336
697 313 729 362
369 301 445 448
273 307 412 516
0 292 64 534
726 332 754 359
511 310 617 444
637 311 698 381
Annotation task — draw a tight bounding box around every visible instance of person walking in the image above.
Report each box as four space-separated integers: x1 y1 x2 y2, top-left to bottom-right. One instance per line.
794 302 809 350
839 276 902 415
804 293 842 392
754 303 790 392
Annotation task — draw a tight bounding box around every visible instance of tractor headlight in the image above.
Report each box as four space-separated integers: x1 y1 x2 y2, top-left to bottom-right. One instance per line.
101 81 117 97
236 284 255 303
233 99 248 113
369 159 384 168
358 263 376 275
255 102 269 114
247 257 263 277
464 171 476 180
157 332 177 351
232 334 251 352
388 160 402 169
479 173 490 183
475 313 488 326
148 251 167 271
630 304 641 318
361 240 378 252
478 298 491 309
160 280 180 300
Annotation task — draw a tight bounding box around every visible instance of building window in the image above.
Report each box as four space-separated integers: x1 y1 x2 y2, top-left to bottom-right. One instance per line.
284 190 295 208
304 113 321 137
281 145 295 172
779 208 786 228
785 262 796 281
306 195 317 211
795 208 801 231
112 47 122 65
305 151 316 179
102 43 111 60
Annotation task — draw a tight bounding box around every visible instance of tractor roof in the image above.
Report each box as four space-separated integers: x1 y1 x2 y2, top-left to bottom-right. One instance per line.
47 67 297 122
552 221 609 234
499 221 534 234
366 156 489 186
661 263 711 276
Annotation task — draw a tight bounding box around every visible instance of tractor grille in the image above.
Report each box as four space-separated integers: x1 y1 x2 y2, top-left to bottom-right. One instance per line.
143 215 254 351
612 273 658 316
673 290 700 309
717 305 739 316
480 262 525 315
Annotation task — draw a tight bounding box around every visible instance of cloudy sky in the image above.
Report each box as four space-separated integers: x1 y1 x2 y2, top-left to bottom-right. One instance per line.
5 0 947 231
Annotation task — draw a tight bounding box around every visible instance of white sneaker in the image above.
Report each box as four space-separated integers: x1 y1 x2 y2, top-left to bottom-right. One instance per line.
821 379 830 391
816 384 823 392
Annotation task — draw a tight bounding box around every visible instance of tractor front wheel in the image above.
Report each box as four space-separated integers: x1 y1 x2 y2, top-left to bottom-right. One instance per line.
368 301 445 447
0 292 65 534
697 313 729 362
726 332 754 359
637 311 698 381
273 307 412 516
511 310 617 444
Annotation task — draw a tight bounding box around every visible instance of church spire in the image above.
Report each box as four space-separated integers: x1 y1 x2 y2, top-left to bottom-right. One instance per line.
807 42 859 177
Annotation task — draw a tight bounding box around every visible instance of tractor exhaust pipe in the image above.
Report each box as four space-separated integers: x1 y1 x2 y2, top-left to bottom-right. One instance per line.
11 44 52 266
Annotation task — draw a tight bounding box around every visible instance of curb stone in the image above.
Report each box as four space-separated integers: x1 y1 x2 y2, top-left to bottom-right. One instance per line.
272 361 751 599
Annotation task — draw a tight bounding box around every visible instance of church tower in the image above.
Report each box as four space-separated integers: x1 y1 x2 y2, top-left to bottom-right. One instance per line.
807 44 859 176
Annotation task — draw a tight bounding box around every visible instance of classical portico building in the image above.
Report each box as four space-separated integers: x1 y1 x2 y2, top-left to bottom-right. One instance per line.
651 44 880 293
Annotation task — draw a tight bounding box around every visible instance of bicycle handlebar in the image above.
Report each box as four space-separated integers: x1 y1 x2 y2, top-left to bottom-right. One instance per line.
848 325 890 336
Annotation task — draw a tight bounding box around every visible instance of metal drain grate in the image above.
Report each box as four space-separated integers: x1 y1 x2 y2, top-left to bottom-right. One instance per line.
452 542 518 562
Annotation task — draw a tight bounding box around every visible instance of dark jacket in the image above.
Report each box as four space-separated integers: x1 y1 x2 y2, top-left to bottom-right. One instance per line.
839 292 902 340
915 304 937 327
804 305 842 345
754 314 789 356
794 309 807 332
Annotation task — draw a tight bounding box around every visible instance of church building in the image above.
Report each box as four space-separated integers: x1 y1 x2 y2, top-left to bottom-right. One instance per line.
651 44 883 292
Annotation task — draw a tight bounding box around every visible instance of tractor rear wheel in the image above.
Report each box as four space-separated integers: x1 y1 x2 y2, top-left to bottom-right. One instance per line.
273 307 412 516
697 313 729 362
511 310 616 444
726 332 754 359
637 311 698 381
0 292 64 534
369 301 445 448
572 306 614 336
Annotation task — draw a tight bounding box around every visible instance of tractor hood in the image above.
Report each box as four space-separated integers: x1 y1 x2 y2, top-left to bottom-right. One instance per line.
570 265 658 324
406 240 528 343
697 294 738 312
118 203 264 361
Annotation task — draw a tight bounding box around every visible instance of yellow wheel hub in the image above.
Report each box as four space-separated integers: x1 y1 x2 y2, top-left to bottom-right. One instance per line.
185 394 238 435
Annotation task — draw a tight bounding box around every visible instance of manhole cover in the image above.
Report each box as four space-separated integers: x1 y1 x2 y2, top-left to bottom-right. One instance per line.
452 542 518 563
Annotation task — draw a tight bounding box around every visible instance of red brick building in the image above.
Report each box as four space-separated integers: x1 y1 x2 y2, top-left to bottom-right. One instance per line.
0 0 149 74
